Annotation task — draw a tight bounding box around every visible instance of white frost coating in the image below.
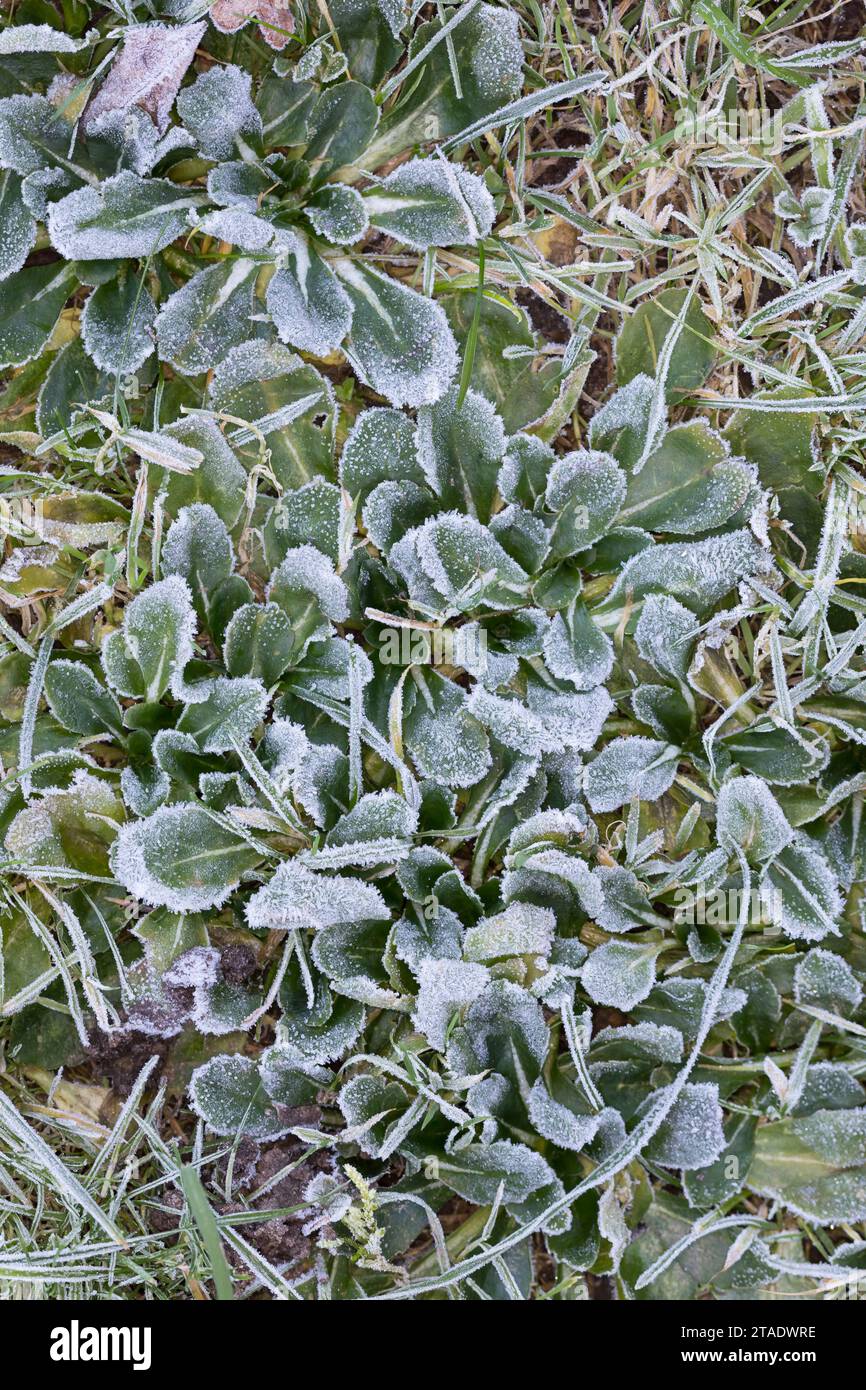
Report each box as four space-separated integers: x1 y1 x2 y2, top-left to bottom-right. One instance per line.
162 502 234 585
266 247 354 358
334 258 458 409
580 940 659 1011
545 448 627 547
0 172 36 282
120 764 170 817
527 1078 601 1153
365 156 496 250
412 958 490 1050
175 64 262 160
261 718 311 789
81 276 157 374
607 530 777 613
196 207 275 251
464 903 555 963
466 686 550 754
306 184 368 245
47 171 200 261
246 860 390 931
110 804 253 912
525 682 614 752
0 23 96 53
163 946 221 992
178 676 269 753
716 775 793 862
542 605 614 691
505 847 603 919
326 790 419 848
762 837 843 942
794 947 863 1013
121 574 197 701
5 771 118 866
83 22 205 135
154 259 257 376
416 387 507 507
592 1021 684 1063
634 593 696 680
585 736 679 813
268 545 349 623
646 1083 726 1170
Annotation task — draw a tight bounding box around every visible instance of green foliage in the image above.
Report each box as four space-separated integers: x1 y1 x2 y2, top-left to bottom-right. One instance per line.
2 0 866 1307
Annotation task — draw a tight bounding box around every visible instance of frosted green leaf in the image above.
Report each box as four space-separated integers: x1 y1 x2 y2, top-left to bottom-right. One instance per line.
259 1045 329 1107
325 790 418 852
600 530 776 621
333 257 458 408
267 233 353 357
0 262 75 369
364 157 495 250
466 687 551 755
527 1078 602 1153
155 258 258 376
175 64 262 160
177 676 269 753
111 804 262 911
634 593 696 681
43 659 123 738
412 958 490 1049
0 94 84 177
306 183 368 244
0 171 36 281
413 512 528 612
716 775 793 863
369 4 523 162
748 1107 866 1224
403 668 492 788
525 681 614 753
340 406 424 502
5 771 122 873
721 723 830 787
762 837 842 942
416 386 506 523
432 1140 561 1215
268 545 349 657
588 373 657 470
304 79 378 170
48 172 200 260
618 422 755 534
499 432 555 508
594 866 658 933
196 207 274 251
546 449 627 555
794 948 863 1015
543 600 613 691
645 1083 726 1170
394 907 464 972
246 860 389 931
362 479 436 554
581 940 659 1010
225 603 294 684
189 1055 294 1139
269 478 342 564
464 903 555 964
156 418 243 528
114 575 196 702
162 503 234 619
585 736 679 813
81 273 157 374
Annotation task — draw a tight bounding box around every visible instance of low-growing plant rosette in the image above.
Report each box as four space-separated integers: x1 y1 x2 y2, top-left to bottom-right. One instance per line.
2 0 866 1303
